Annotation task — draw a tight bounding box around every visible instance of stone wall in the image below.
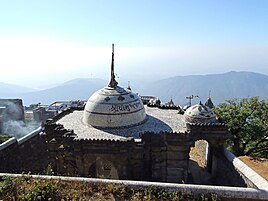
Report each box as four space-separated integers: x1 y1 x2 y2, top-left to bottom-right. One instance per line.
0 119 265 190
44 123 193 183
142 132 191 183
186 123 229 147
1 106 267 195
0 128 49 174
1 109 246 186
211 148 247 187
45 123 144 179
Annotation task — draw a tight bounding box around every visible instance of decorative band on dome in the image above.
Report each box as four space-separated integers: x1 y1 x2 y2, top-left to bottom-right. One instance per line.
184 102 217 124
84 107 145 116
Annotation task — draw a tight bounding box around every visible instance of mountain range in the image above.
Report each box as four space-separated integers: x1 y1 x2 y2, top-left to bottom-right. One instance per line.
1 71 267 106
140 71 268 105
0 82 38 96
0 78 106 106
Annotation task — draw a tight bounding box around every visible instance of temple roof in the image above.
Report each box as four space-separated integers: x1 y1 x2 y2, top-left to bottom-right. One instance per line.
59 106 187 140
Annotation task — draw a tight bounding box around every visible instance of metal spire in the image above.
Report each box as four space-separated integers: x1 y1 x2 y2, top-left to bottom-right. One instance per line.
108 44 118 88
127 81 132 91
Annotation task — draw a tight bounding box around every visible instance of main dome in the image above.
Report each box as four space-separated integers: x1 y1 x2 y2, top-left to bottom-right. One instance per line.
82 44 146 128
83 86 146 128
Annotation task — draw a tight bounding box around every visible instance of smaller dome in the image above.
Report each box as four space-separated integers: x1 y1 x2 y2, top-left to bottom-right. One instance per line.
184 102 216 124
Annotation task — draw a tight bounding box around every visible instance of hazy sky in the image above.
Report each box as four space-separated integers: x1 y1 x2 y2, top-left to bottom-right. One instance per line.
0 0 268 89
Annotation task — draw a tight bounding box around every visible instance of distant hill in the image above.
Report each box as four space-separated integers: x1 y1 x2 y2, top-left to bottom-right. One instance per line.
1 71 268 106
139 71 268 105
0 82 37 96
2 78 106 106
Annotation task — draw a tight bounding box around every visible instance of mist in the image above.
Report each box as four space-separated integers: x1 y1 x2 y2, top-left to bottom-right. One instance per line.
0 100 40 139
2 120 39 139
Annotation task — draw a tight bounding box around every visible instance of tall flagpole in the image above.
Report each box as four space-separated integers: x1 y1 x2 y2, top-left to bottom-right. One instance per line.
108 44 118 88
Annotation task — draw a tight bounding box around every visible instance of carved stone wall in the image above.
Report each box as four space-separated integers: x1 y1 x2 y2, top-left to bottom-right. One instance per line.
44 123 193 183
0 133 48 174
141 132 191 183
0 113 234 185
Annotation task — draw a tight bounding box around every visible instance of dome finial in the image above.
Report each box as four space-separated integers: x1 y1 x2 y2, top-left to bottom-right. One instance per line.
108 44 118 88
127 81 132 91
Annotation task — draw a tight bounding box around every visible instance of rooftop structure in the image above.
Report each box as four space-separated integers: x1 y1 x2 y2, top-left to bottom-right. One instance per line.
205 97 214 108
82 44 146 129
40 45 229 184
184 102 217 124
0 45 233 184
58 106 187 140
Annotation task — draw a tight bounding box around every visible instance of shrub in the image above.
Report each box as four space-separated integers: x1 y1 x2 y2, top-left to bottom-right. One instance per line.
0 133 11 144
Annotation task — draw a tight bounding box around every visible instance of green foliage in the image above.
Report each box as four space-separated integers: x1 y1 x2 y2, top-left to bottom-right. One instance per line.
0 133 11 144
0 176 221 200
214 97 268 157
44 164 54 176
109 185 220 201
19 179 59 201
0 176 60 201
0 176 18 197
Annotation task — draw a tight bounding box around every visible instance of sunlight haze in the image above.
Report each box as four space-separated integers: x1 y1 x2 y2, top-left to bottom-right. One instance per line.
0 0 268 88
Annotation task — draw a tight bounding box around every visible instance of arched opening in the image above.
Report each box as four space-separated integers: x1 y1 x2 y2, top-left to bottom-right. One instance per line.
88 157 119 179
188 140 215 185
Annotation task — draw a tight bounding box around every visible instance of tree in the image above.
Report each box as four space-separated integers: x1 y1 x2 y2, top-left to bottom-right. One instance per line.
214 97 268 157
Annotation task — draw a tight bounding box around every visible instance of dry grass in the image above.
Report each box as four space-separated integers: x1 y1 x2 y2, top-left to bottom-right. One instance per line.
0 176 220 201
190 140 208 168
239 156 268 181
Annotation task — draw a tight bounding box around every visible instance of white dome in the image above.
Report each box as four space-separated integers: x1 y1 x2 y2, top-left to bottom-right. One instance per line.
184 103 216 124
83 86 146 128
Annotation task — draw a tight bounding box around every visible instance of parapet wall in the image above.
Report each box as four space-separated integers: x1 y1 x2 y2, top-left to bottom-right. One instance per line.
0 127 48 174
211 148 247 187
223 148 268 190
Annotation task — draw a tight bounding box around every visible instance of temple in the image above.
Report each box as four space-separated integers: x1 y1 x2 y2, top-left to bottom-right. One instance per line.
0 45 232 184
41 45 230 183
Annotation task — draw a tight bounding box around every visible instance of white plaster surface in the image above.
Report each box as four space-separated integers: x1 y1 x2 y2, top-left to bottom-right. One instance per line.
57 106 187 140
17 127 42 145
0 137 16 151
83 86 146 128
185 103 216 119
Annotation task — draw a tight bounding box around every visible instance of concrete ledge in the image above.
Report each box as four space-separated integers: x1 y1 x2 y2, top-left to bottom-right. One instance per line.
224 147 268 190
17 127 42 145
0 137 16 151
0 173 268 200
